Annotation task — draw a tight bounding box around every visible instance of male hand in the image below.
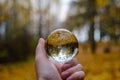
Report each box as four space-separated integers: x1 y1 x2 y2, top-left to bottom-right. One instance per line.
35 38 62 80
35 38 85 80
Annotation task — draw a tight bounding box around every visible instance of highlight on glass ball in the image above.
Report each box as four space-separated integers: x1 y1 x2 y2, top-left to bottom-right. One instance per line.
46 29 79 63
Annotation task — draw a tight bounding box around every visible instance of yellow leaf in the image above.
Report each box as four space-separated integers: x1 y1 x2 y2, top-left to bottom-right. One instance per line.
96 0 109 7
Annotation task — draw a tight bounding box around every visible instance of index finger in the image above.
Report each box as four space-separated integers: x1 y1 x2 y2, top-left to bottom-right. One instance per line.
61 58 78 71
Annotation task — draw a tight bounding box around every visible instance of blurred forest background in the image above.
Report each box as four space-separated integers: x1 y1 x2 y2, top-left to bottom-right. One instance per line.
0 0 120 80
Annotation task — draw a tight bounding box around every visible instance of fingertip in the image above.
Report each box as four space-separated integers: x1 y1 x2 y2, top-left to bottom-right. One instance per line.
35 38 46 58
61 71 70 80
62 64 72 71
67 71 85 80
61 58 79 72
39 38 44 41
81 71 85 78
36 38 46 50
39 38 45 46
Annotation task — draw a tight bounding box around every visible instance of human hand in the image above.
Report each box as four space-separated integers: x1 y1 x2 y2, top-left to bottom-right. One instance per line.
35 38 85 80
35 38 62 80
61 58 85 80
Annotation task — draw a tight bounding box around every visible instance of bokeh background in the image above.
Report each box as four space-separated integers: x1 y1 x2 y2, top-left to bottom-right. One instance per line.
0 0 120 80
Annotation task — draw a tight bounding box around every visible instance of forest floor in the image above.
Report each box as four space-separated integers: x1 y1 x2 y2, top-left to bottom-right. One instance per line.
0 44 120 80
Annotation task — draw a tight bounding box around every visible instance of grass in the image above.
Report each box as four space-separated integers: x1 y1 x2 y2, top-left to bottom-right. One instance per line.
76 51 120 80
0 59 36 80
0 46 120 80
77 42 120 80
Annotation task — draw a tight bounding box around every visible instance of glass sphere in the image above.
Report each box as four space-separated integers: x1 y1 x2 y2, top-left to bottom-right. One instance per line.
46 29 78 63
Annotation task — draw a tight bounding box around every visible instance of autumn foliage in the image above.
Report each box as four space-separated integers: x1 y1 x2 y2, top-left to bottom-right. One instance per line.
0 43 120 80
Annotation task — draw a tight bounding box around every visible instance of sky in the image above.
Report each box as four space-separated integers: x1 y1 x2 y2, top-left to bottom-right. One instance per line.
0 0 101 42
30 0 101 42
0 0 4 3
58 0 72 21
31 0 72 22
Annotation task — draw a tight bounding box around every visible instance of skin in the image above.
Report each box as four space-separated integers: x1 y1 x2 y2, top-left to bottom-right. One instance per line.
35 38 85 80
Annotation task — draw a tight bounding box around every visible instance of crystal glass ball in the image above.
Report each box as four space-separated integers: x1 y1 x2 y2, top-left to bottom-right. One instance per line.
46 29 78 63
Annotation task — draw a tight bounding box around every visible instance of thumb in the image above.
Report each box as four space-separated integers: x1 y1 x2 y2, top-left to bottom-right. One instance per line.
35 38 47 60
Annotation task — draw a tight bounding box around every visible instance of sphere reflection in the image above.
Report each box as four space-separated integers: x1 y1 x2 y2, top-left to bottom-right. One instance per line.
46 29 78 63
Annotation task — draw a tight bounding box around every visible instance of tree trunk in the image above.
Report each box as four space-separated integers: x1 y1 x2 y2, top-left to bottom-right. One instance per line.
87 0 96 53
